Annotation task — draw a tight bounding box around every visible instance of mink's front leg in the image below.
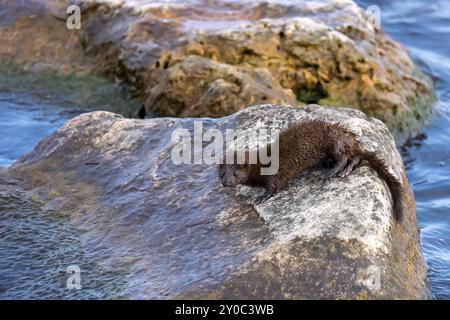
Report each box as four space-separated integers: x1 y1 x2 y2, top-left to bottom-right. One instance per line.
255 173 289 204
255 190 274 205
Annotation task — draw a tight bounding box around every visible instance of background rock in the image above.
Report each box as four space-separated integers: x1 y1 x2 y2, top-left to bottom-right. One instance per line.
0 0 94 75
2 104 430 299
0 0 435 141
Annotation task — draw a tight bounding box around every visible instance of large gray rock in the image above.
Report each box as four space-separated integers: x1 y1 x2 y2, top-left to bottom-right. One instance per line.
2 104 430 299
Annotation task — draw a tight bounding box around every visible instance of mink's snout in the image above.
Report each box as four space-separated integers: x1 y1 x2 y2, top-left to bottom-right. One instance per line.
219 171 238 187
221 177 238 187
218 164 242 187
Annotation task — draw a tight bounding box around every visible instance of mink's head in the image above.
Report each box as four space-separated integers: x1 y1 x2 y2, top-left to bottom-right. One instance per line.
218 163 250 187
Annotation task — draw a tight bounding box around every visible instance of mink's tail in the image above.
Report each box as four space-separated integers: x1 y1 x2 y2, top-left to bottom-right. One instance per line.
359 150 404 221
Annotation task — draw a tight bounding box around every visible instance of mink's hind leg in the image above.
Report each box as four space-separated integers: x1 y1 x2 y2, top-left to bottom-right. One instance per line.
340 156 360 177
322 158 336 169
322 156 348 180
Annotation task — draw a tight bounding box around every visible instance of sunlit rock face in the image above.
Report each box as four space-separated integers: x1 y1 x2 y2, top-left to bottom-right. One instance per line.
0 0 434 141
1 104 430 299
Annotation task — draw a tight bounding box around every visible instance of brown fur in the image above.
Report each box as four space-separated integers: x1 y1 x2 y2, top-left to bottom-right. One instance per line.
218 119 404 221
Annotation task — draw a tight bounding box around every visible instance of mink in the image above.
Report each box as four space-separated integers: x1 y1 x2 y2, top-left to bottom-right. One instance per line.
218 119 404 221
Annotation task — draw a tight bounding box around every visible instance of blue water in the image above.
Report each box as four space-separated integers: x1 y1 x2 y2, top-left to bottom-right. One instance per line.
356 0 450 298
0 92 77 167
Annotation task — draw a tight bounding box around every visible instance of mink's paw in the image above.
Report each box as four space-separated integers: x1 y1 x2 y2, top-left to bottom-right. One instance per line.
339 157 360 178
255 192 274 205
339 168 351 178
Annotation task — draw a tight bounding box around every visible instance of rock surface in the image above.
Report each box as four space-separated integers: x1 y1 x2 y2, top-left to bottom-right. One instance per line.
2 104 430 299
0 0 435 141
